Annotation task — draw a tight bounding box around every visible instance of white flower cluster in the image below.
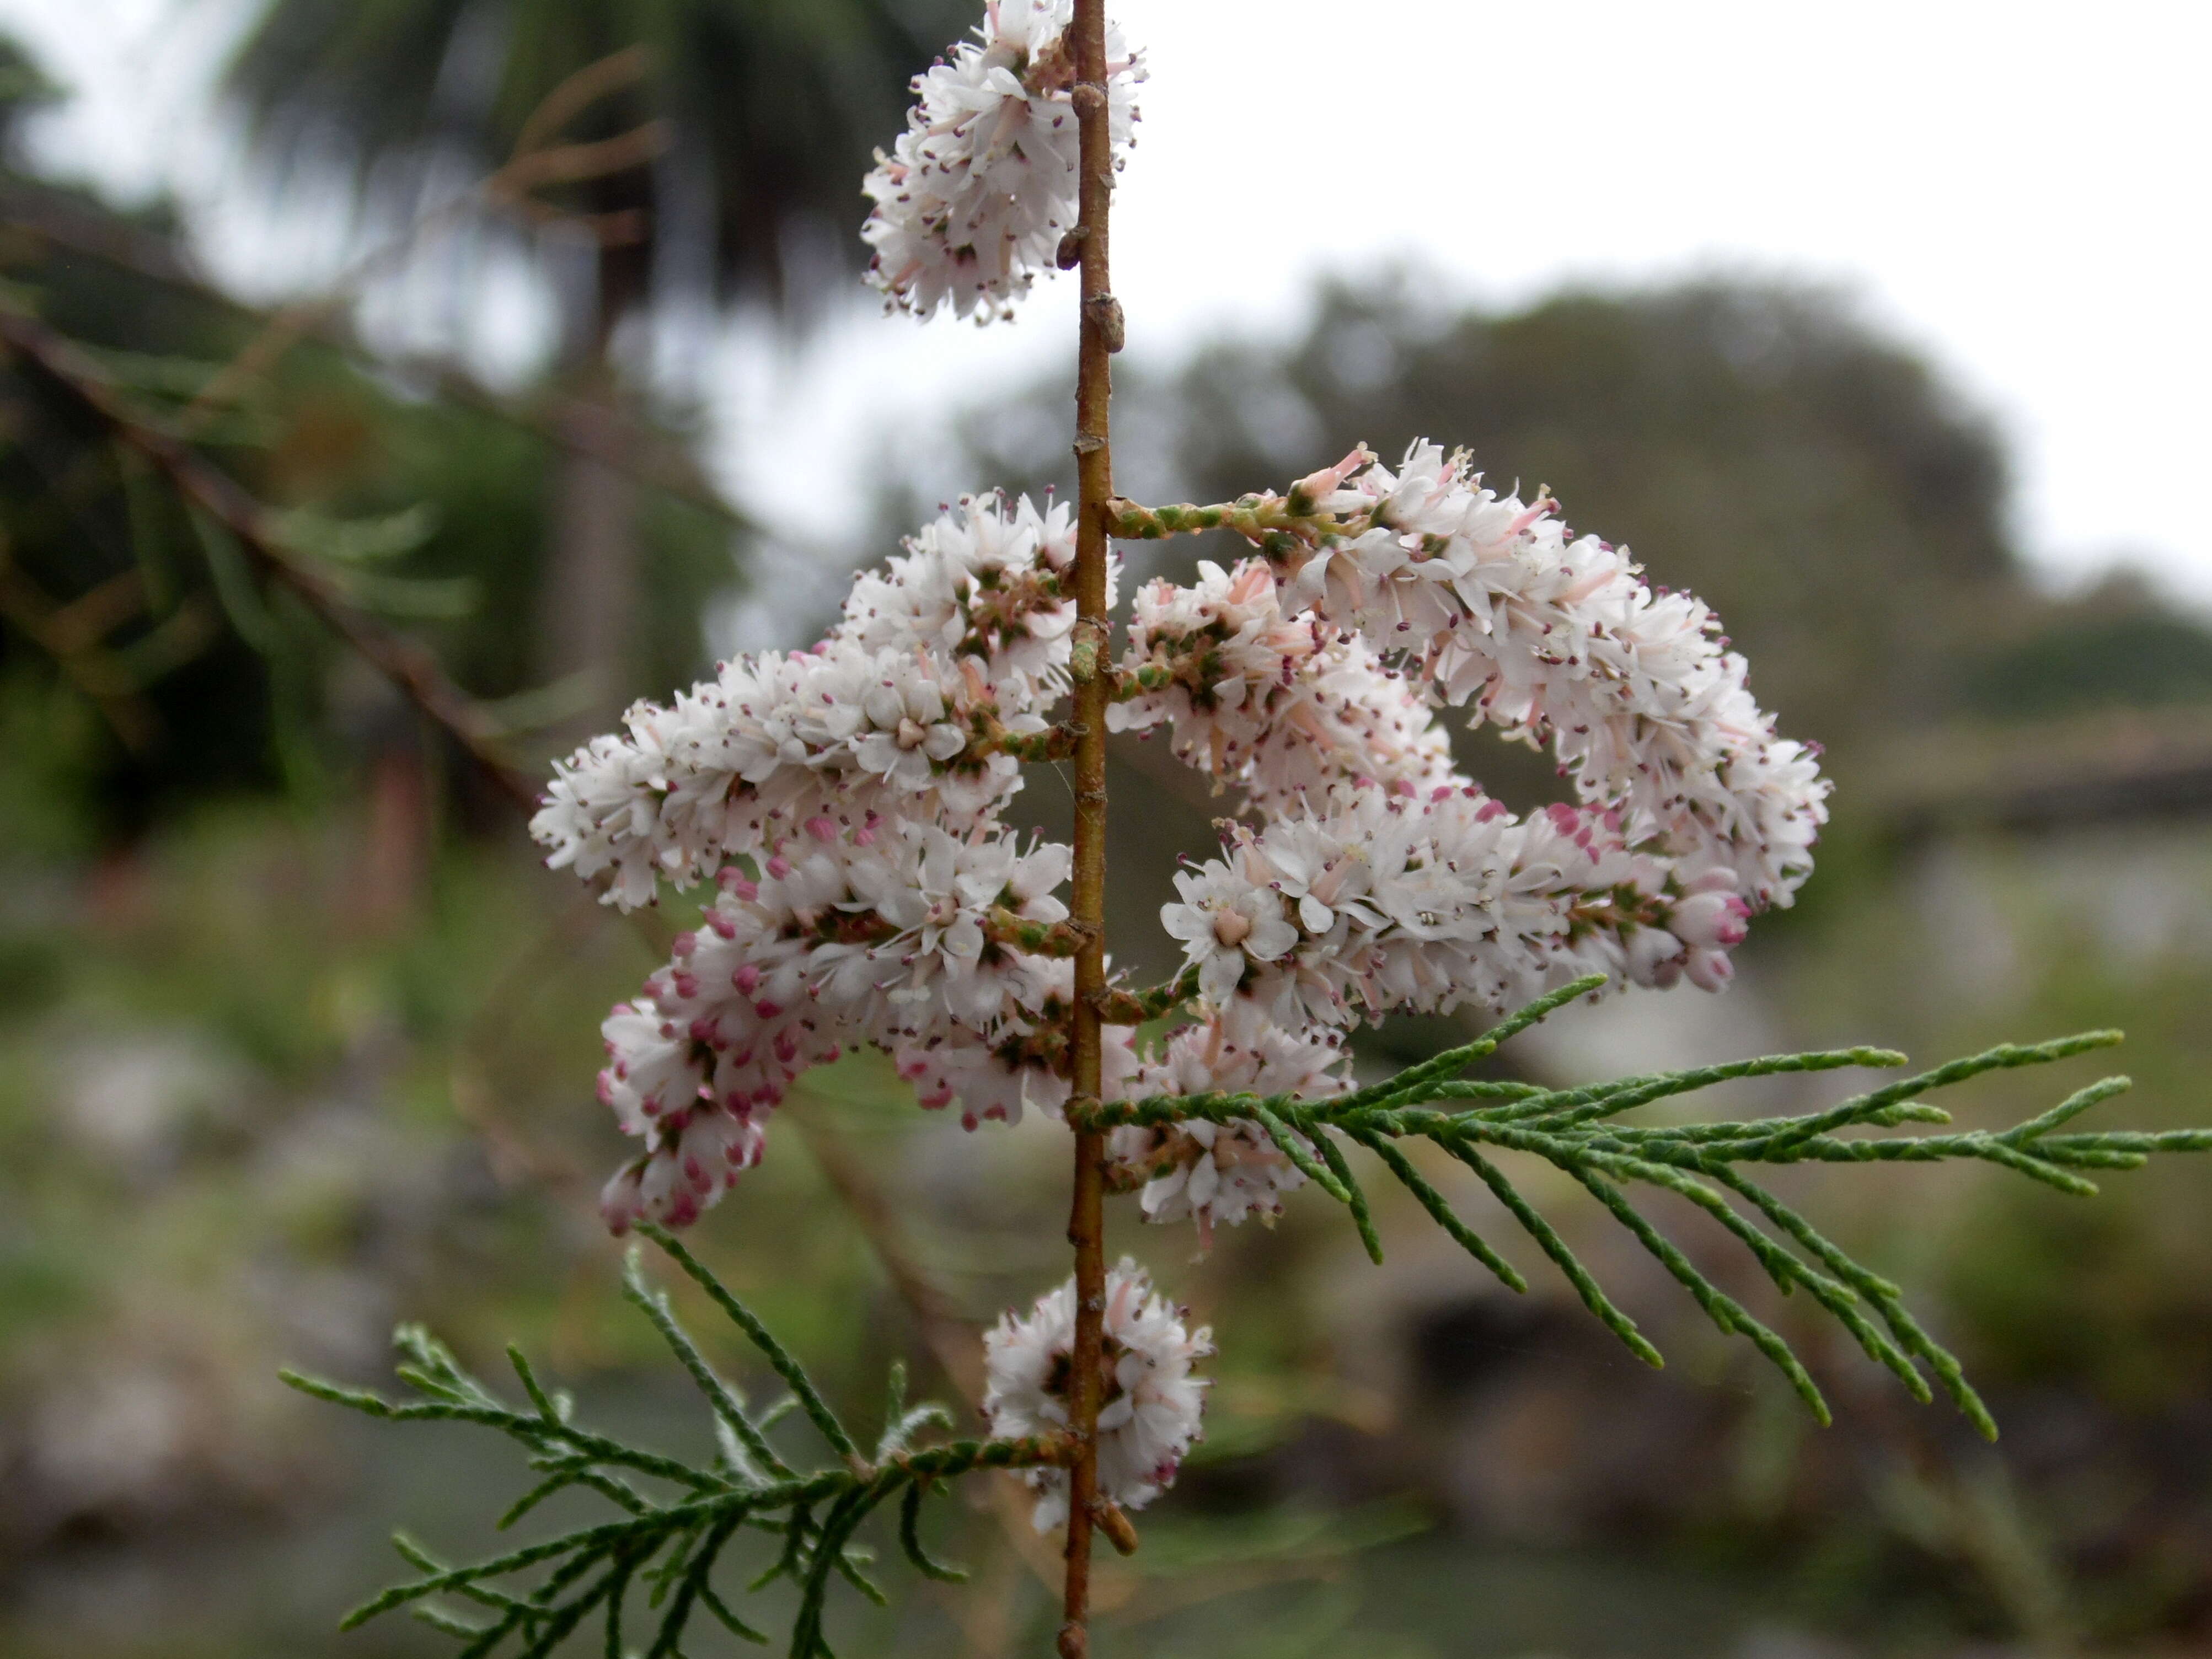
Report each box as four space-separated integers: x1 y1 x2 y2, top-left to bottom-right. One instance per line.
862 0 1143 321
1108 557 1455 812
537 495 1083 914
539 442 1814 1242
982 1259 1212 1528
532 495 1122 1232
1106 1001 1349 1247
1272 442 1830 909
1158 787 1751 1033
1099 441 1825 1083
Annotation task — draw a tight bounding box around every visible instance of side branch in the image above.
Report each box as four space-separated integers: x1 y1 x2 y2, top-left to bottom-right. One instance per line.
987 908 1092 958
286 1244 1078 1658
1106 493 1363 546
1094 965 1200 1026
1067 980 2211 1442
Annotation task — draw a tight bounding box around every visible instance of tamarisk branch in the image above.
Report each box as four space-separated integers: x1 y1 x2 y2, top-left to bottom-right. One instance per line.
1061 0 1121 1649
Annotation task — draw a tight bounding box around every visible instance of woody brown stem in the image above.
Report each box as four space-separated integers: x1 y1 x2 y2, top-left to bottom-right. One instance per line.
1061 2 1116 1653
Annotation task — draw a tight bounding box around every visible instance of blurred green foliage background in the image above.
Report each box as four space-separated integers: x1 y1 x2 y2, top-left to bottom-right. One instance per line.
3 15 2212 1658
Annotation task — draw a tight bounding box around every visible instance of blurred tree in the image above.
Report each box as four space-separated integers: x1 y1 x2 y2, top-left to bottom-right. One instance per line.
1959 570 2212 722
0 46 275 842
223 0 972 706
0 32 737 841
0 32 58 147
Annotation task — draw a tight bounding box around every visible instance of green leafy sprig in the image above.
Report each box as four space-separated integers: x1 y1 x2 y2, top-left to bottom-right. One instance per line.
281 1228 1066 1658
1069 975 2212 1440
288 979 2212 1652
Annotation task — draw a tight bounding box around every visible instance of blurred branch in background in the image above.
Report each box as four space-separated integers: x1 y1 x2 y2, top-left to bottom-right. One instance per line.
218 0 977 718
0 304 540 807
0 172 758 534
0 523 217 749
175 46 671 447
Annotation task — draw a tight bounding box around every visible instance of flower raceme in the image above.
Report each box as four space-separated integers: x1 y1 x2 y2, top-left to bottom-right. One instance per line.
535 494 1083 912
1105 1001 1347 1247
535 444 1826 1239
1263 441 1829 910
983 1259 1213 1528
863 0 1144 321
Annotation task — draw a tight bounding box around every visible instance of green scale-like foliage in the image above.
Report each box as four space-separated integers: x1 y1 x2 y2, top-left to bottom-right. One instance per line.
295 979 2212 1654
284 1230 1057 1659
1068 975 2212 1441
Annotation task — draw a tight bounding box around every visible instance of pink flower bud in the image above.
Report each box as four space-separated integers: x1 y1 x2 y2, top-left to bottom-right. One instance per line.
1683 947 1734 992
1624 926 1685 987
1672 891 1750 951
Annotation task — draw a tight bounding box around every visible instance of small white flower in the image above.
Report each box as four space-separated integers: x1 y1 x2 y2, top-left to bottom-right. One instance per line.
982 1259 1212 1529
597 1000 701 1137
599 1103 768 1236
850 656 967 790
1161 864 1299 1003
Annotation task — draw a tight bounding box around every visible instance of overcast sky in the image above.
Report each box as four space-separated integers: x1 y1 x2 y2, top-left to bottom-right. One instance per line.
8 0 2209 607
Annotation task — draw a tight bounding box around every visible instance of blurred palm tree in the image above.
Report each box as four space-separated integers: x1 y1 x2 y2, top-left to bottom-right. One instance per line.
223 0 967 703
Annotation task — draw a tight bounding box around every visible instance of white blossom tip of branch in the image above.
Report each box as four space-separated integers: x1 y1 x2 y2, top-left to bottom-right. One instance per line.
861 1 1144 323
